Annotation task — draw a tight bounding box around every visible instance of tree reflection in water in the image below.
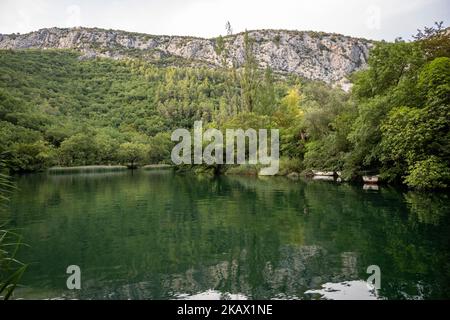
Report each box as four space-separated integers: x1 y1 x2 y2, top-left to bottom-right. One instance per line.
6 170 450 299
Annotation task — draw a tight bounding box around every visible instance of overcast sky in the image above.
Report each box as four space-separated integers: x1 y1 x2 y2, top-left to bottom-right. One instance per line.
0 0 448 41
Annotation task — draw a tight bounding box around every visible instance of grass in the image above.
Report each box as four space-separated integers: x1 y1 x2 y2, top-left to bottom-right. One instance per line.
0 165 27 300
48 165 128 174
0 228 28 300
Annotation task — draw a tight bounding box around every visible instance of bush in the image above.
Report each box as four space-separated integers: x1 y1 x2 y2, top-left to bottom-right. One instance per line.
278 157 303 176
404 156 450 190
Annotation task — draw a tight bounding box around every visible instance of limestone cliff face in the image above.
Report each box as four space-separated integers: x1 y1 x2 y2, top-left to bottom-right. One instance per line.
0 27 373 83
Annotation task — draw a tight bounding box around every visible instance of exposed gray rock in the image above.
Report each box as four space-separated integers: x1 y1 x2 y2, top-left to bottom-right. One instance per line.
0 27 373 84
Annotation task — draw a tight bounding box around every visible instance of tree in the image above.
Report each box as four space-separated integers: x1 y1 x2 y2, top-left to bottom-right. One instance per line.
255 67 277 116
380 57 450 187
94 132 120 164
417 56 450 105
404 157 449 190
275 87 304 158
148 132 173 164
58 133 97 166
413 21 450 60
352 40 424 100
345 40 427 178
9 140 54 172
240 32 260 113
117 142 149 168
302 82 350 140
225 21 233 36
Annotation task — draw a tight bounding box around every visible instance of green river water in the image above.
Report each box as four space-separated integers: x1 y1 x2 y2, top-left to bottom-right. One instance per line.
4 169 450 299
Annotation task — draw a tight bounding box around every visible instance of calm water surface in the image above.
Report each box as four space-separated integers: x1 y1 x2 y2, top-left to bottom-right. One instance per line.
4 170 450 299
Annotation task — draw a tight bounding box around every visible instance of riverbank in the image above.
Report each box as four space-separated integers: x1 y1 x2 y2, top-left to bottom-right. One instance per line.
38 163 443 191
47 164 174 174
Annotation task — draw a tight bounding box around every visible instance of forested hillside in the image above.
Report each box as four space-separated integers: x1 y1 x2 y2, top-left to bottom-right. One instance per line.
0 25 449 189
0 46 305 171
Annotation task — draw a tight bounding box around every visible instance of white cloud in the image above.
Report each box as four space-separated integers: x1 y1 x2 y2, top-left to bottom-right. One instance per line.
0 0 448 40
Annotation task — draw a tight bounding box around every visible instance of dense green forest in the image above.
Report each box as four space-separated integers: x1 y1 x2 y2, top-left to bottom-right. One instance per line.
0 26 449 189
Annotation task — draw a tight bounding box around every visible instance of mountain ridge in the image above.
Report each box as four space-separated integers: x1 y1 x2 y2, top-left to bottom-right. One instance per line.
0 27 374 84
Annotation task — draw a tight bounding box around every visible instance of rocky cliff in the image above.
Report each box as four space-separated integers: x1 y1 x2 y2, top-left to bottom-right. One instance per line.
0 27 373 84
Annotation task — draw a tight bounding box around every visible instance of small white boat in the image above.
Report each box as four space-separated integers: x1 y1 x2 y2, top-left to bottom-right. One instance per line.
312 170 335 177
362 175 379 184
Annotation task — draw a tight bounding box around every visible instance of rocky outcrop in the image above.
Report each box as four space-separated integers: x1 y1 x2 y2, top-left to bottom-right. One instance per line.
0 27 373 83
